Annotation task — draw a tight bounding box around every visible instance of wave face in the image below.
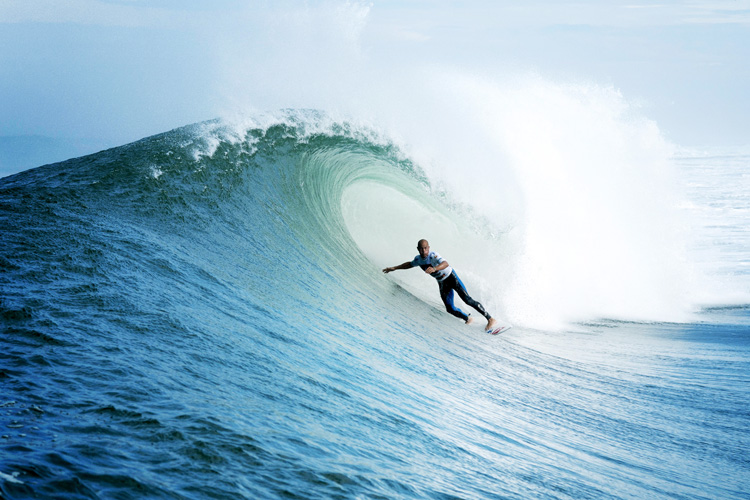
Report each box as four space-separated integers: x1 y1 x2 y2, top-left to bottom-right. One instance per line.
1 111 749 499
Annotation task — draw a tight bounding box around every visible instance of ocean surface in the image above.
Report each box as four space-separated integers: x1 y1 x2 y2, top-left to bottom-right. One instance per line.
1 111 748 499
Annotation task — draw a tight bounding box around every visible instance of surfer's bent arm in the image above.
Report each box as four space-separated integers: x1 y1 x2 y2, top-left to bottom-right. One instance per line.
425 260 449 275
382 262 412 273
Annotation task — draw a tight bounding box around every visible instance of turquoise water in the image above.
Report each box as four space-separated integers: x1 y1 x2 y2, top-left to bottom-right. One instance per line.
1 113 748 499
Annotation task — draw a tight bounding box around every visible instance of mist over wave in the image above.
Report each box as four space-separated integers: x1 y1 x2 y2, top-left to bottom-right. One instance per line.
339 71 698 328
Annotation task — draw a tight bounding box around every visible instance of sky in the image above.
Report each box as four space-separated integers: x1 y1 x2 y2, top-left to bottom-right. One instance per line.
1 0 749 177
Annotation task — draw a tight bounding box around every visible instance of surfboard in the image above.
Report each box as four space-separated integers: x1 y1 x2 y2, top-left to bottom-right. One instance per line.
487 325 512 335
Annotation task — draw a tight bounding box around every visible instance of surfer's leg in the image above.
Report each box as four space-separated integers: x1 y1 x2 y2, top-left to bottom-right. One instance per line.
452 272 491 320
439 278 469 321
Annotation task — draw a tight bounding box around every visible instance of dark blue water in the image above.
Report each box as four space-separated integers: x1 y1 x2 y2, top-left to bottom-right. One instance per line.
2 115 749 499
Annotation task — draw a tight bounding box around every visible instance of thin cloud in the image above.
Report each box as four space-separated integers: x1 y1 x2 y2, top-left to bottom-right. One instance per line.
0 0 191 27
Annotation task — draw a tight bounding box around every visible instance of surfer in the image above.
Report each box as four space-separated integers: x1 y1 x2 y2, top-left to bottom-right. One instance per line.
382 239 498 332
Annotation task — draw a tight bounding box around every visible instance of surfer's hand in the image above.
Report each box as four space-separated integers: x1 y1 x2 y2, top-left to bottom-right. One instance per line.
382 267 392 273
425 267 435 274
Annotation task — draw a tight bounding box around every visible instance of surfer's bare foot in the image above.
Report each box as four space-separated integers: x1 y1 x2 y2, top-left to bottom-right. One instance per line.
485 318 497 331
465 316 474 325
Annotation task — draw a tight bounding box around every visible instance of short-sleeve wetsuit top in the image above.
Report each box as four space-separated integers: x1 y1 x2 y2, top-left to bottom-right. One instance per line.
410 251 453 282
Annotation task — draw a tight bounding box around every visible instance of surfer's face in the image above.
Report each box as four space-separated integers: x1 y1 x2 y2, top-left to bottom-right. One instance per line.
417 241 430 258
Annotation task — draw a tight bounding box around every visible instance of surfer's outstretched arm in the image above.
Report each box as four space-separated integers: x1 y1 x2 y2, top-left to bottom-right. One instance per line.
382 262 412 273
